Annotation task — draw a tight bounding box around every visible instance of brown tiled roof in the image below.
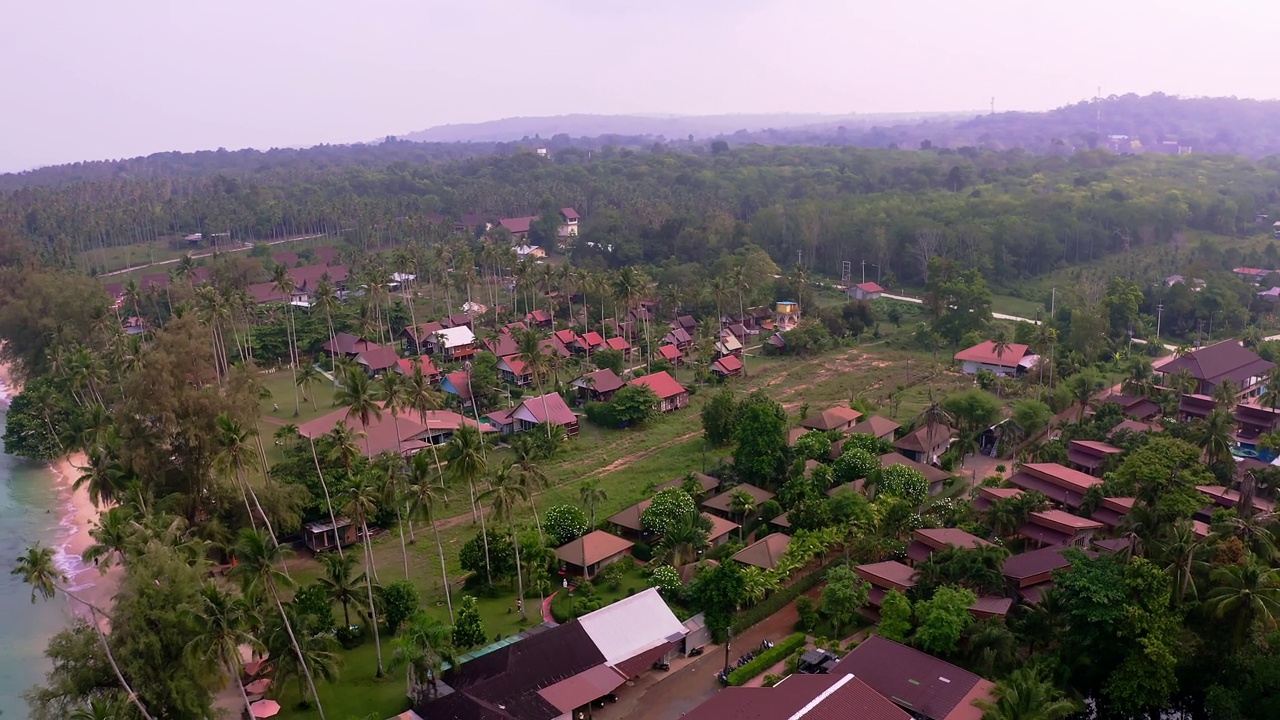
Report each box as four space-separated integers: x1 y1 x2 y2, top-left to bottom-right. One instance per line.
702 483 775 513
970 596 1014 617
682 674 910 720
606 499 652 532
356 345 400 372
913 528 992 551
731 533 791 570
656 472 719 494
833 636 991 720
1030 509 1104 531
893 425 953 453
1156 340 1273 386
499 215 538 234
855 561 917 591
297 404 485 457
1197 484 1275 512
703 512 740 541
849 416 901 438
800 406 863 431
556 531 634 568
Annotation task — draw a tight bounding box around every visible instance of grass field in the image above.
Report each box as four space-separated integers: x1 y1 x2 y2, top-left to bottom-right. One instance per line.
273 640 410 720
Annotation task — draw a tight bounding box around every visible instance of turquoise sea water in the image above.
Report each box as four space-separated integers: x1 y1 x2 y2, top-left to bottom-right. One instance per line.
0 398 97 718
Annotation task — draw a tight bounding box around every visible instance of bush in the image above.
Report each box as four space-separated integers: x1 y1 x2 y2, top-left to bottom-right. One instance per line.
543 504 589 546
641 489 698 534
648 564 682 596
762 673 782 687
726 633 807 686
584 401 619 428
795 596 819 633
731 559 831 634
632 541 654 562
597 560 627 591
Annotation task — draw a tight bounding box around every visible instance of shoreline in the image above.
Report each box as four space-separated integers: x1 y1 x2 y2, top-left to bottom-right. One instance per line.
0 357 120 626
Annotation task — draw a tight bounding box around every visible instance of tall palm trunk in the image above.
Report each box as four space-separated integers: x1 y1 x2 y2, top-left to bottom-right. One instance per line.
360 517 385 677
309 437 344 559
228 652 255 720
390 419 410 578
286 305 302 416
430 506 454 621
511 525 528 621
268 580 327 719
80 603 155 720
239 463 289 580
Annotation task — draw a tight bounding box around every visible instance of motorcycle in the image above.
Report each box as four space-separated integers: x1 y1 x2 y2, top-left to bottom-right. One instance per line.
652 660 670 671
688 646 704 657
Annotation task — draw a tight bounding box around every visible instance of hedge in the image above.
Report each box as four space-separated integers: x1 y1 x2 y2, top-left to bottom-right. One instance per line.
726 633 807 686
730 558 835 634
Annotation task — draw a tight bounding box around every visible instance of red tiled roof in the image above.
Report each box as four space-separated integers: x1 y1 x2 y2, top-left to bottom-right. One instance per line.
855 561 917 590
833 637 990 720
731 533 791 570
553 329 579 345
556 531 634 567
561 207 580 220
683 674 910 720
404 321 445 343
499 355 530 376
514 393 578 427
953 340 1031 368
356 345 400 372
970 596 1013 617
485 334 520 357
573 368 625 394
526 309 552 323
605 336 631 351
711 355 743 375
800 406 862 431
855 281 884 293
579 331 604 347
499 215 538 234
630 371 687 400
657 344 682 361
1002 546 1073 581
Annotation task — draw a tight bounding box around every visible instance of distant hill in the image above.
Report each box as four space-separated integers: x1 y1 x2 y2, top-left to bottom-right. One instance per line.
398 112 965 143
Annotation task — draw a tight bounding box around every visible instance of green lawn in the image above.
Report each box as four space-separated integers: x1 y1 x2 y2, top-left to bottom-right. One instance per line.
274 641 410 720
79 241 191 275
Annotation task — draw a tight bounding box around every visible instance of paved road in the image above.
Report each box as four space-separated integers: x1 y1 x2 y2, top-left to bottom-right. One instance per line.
96 233 326 278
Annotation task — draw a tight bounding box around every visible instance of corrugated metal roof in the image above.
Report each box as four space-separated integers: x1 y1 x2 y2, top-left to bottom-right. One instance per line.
577 588 687 668
833 636 987 720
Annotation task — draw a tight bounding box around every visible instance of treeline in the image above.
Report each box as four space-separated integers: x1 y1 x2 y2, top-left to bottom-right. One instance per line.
4 141 1280 289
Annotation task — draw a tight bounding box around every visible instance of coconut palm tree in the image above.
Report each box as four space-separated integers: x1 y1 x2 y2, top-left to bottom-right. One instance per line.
74 431 133 508
271 264 303 415
339 473 386 677
509 434 549 539
729 489 758 541
972 667 1080 720
391 611 457 704
1205 559 1280 649
657 510 711 567
261 600 341 711
82 506 137 570
314 279 340 374
408 452 454 621
579 479 608 528
515 329 555 442
297 362 323 411
445 424 488 527
68 695 133 720
318 551 365 630
229 529 327 719
186 581 261 720
1197 408 1236 466
1213 378 1241 407
1121 356 1156 398
12 545 156 720
372 456 412 578
479 461 531 621
326 421 364 476
991 327 1012 363
336 366 383 455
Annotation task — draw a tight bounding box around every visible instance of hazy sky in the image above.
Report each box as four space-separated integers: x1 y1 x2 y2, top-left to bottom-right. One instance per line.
3 0 1278 172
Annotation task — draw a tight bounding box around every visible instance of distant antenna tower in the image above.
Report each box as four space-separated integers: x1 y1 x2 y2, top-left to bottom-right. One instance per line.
990 97 995 115
841 261 852 285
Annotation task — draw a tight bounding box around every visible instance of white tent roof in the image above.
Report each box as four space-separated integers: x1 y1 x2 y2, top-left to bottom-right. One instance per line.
577 588 686 667
432 326 475 348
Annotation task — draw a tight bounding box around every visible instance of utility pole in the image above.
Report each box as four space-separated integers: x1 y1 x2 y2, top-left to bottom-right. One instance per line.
1156 304 1164 341
1050 287 1056 316
861 260 866 284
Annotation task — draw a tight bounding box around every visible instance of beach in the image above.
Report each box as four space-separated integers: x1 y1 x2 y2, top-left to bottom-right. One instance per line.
0 362 117 719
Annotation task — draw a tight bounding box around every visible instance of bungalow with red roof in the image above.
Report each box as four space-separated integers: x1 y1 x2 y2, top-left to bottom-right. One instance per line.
655 344 683 366
484 332 520 358
440 371 476 411
1156 339 1273 399
497 215 539 242
354 345 400 376
730 533 791 570
1088 496 1135 529
800 406 863 433
323 332 379 358
486 392 579 437
555 530 633 578
572 368 625 403
973 486 1023 511
892 425 953 466
701 483 775 519
427 326 477 361
710 355 743 379
401 321 445 354
1099 393 1161 420
572 331 606 356
848 416 901 441
855 561 917 609
496 356 534 386
441 312 474 330
297 403 489 458
247 264 348 305
552 328 579 347
683 671 910 720
1020 509 1103 548
662 327 693 351
954 340 1036 377
1002 546 1077 603
1007 462 1101 511
1233 266 1271 284
906 528 993 565
1066 439 1123 477
525 309 553 329
630 371 689 412
848 281 884 300
604 335 633 360
393 355 441 383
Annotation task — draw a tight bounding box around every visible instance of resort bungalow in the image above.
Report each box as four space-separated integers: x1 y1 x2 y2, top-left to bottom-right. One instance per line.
354 344 400 376
1002 546 1076 603
556 530 634 578
800 406 863 433
655 472 720 497
1155 340 1273 399
427 326 477 361
847 281 884 300
1098 393 1161 421
496 356 534 386
1020 509 1103 548
892 425 953 465
656 344 684 366
606 499 653 540
662 328 694 351
297 403 489 458
954 340 1037 377
972 486 1023 512
854 561 917 609
572 368 626 403
701 483 775 520
1007 462 1102 511
440 371 476 411
1179 393 1216 421
485 393 580 437
303 518 357 553
906 528 993 565
832 637 996 720
525 309 553 328
393 355 441 383
1089 496 1136 530
730 533 791 571
630 371 690 413
1234 403 1280 458
710 355 744 379
604 335 634 360
880 452 953 497
1066 440 1123 477
714 334 744 358
847 415 901 441
401 322 445 354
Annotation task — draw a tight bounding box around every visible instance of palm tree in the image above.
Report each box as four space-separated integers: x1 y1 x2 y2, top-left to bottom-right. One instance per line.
229 529 327 719
1261 367 1280 412
214 413 284 552
262 600 341 710
1197 408 1236 466
336 366 383 455
1170 367 1198 395
516 329 555 442
69 695 132 720
1205 559 1280 649
1121 356 1156 398
446 423 489 528
271 264 303 415
408 452 454 621
12 545 155 720
972 667 1080 720
729 489 758 541
340 473 386 677
1153 520 1205 604
991 328 1011 363
186 581 261 720
1066 371 1104 422
479 461 531 621
297 362 323 411
579 479 608 528
657 510 711 567
82 506 137 570
391 610 457 704
510 434 549 539
1213 378 1241 407
314 279 340 375
326 421 364 475
373 457 412 578
318 551 365 630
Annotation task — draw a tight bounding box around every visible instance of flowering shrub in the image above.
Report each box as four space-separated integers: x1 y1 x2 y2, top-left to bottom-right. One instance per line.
832 448 877 483
543 504 589 546
648 564 681 596
879 464 930 506
641 489 697 534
